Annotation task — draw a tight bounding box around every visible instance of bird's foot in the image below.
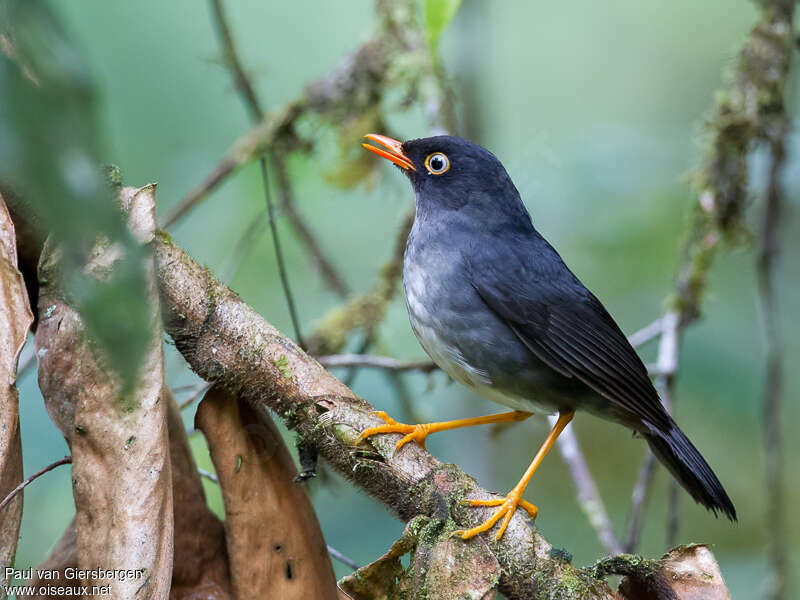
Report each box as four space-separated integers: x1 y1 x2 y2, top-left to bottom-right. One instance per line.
454 490 538 541
356 411 434 450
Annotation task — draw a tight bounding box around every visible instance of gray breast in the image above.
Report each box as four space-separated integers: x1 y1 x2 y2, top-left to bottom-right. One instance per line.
402 218 566 415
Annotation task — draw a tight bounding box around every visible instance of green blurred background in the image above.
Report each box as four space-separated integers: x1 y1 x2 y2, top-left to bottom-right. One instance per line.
10 0 800 597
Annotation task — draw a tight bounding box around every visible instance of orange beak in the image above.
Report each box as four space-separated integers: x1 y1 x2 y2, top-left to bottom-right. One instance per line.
362 133 415 171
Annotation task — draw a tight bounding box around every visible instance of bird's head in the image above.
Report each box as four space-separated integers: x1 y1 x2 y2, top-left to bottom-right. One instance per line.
363 134 525 220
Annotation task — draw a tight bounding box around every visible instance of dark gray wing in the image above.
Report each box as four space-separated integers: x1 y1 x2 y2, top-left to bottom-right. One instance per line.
467 233 669 430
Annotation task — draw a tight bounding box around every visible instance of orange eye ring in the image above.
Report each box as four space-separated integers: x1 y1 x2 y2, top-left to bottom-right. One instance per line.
424 152 450 175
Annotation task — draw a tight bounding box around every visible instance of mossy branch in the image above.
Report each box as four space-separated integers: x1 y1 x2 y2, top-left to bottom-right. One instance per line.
153 228 734 599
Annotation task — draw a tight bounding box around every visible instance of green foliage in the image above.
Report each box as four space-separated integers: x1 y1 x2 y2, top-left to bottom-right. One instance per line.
423 0 462 53
0 0 151 392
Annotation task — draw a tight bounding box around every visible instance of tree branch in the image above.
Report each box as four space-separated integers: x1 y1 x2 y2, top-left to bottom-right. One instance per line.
317 354 437 373
163 0 435 230
152 228 735 598
154 231 623 598
624 0 798 551
758 60 791 600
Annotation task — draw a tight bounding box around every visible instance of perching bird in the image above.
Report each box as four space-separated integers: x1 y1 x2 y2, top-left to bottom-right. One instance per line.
359 133 736 541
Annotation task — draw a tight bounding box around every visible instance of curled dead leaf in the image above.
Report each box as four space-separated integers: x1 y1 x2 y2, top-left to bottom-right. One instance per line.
195 386 337 600
165 389 232 600
34 184 173 599
0 192 34 588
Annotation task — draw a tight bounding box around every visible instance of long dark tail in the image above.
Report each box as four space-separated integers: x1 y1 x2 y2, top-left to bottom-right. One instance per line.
644 418 736 521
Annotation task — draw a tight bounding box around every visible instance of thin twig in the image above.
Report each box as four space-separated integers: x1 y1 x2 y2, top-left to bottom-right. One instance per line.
0 457 72 512
624 0 798 547
205 0 305 347
550 417 622 555
317 354 437 373
272 155 350 298
260 156 305 347
164 0 425 232
219 209 267 284
655 318 681 547
162 156 238 229
342 331 376 388
625 312 678 551
327 545 360 571
209 0 263 121
623 452 656 553
666 477 681 548
759 119 789 600
627 318 663 348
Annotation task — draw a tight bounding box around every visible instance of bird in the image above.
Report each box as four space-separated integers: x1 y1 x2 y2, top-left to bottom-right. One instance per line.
359 133 736 541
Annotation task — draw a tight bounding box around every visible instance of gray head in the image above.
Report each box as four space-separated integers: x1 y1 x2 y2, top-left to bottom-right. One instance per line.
363 134 530 225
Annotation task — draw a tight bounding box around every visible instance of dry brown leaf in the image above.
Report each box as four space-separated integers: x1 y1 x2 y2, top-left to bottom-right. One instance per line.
35 184 173 599
195 386 337 600
0 192 34 589
25 391 233 600
165 389 232 600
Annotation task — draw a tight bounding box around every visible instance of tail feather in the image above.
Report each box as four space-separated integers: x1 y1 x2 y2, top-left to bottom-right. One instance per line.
644 419 736 521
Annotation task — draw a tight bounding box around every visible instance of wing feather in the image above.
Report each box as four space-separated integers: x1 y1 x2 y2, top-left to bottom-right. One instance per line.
468 235 669 429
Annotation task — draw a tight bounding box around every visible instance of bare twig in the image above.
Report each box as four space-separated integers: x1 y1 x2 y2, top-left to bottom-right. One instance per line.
550 417 622 555
624 0 797 552
326 545 360 571
206 0 305 346
623 453 656 553
164 0 432 230
211 0 350 297
626 314 678 551
259 156 305 347
209 0 263 122
163 155 239 228
219 209 267 284
153 232 624 599
627 318 663 348
759 103 790 600
665 478 681 549
0 456 72 512
317 354 437 373
272 154 350 298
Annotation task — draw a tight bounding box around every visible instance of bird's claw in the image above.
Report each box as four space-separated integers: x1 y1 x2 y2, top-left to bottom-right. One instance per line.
356 411 431 450
454 492 538 541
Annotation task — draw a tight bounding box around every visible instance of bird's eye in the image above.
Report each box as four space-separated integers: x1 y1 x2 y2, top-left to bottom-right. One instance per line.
424 152 450 175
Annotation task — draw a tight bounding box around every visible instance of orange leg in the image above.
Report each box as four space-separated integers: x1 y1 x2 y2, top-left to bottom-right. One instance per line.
356 410 532 451
454 410 575 541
